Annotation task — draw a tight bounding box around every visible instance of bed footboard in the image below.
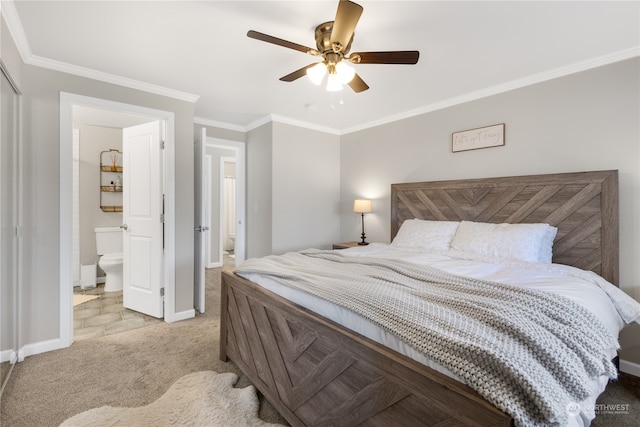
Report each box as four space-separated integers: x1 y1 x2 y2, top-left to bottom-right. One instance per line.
220 269 513 427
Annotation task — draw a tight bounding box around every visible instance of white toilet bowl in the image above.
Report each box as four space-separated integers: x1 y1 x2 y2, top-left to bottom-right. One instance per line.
99 252 123 292
95 227 124 293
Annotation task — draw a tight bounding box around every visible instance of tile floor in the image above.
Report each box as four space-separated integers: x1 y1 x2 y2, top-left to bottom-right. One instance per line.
73 284 163 341
73 253 236 341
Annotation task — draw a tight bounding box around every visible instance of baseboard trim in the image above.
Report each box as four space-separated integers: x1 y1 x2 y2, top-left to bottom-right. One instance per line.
171 308 195 322
0 349 16 364
620 359 640 378
21 338 67 359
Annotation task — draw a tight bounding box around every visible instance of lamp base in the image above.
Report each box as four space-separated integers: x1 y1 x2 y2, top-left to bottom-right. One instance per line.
358 242 369 246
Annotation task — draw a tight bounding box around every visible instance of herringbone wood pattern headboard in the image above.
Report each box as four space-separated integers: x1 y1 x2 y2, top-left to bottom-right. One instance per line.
391 170 618 284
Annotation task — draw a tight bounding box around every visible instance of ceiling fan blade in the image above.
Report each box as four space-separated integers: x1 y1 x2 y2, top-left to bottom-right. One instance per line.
350 51 420 64
247 30 316 55
330 0 363 52
348 73 369 93
280 63 317 82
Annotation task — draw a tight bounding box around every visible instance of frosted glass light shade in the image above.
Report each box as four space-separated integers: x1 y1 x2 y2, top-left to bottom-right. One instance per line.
306 63 327 85
335 61 355 84
326 73 343 92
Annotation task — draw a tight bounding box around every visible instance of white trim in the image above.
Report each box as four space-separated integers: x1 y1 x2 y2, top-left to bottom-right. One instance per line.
59 93 179 355
620 359 640 378
20 338 64 359
0 350 15 364
31 55 199 103
341 47 640 135
1 2 198 104
194 116 246 133
205 138 246 265
219 156 235 266
244 115 271 132
173 308 196 322
0 1 32 63
205 154 217 268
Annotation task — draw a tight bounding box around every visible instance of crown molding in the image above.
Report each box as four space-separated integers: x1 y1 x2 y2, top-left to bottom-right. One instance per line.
194 116 246 133
1 0 32 63
29 55 199 103
269 114 340 135
342 46 640 135
1 1 199 103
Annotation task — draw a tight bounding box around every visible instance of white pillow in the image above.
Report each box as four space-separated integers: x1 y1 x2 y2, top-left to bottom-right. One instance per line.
538 226 558 263
451 221 556 263
391 219 460 251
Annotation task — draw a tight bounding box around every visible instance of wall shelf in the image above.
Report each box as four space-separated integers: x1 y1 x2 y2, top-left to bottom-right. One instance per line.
100 149 123 212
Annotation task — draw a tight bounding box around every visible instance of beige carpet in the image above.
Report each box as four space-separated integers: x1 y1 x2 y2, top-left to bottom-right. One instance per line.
1 264 289 427
60 371 284 427
72 294 99 307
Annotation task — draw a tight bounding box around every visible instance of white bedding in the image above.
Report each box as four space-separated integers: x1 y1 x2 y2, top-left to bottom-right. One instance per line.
238 243 640 427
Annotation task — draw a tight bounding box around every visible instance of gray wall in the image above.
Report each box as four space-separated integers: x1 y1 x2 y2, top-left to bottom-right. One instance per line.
244 122 342 258
272 122 341 253
77 124 123 268
246 123 273 259
340 58 640 349
20 64 195 345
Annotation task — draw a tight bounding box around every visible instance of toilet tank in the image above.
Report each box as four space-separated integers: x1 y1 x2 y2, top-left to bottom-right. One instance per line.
95 226 123 255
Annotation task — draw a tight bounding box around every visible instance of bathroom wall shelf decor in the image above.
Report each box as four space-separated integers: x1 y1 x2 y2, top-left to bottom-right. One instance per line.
99 149 123 213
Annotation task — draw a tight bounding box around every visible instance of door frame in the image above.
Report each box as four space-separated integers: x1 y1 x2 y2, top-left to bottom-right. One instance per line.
219 156 236 264
205 137 246 266
59 92 176 349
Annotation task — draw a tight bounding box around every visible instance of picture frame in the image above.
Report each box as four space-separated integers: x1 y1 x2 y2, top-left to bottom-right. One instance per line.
452 123 505 152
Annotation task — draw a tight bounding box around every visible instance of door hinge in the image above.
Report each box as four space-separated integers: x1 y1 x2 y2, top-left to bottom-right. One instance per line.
160 214 165 223
160 140 165 150
160 287 165 297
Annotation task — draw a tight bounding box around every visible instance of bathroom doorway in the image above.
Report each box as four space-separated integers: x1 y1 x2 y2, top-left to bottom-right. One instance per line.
60 93 177 348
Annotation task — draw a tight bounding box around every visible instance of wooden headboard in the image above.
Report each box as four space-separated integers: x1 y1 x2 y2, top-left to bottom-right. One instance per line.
391 170 619 284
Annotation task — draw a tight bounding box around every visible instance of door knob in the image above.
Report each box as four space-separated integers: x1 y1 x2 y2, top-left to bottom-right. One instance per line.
120 224 128 230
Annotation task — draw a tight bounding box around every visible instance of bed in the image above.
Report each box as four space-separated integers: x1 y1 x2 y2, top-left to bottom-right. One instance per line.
220 170 635 427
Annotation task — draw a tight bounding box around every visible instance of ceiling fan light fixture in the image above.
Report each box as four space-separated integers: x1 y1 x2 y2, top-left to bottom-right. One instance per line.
326 73 343 91
335 61 355 84
306 62 327 85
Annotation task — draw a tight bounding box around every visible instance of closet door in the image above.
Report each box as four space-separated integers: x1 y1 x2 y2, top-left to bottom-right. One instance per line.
1 65 20 390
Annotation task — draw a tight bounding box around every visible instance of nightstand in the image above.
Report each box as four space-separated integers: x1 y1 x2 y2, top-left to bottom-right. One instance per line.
332 241 365 249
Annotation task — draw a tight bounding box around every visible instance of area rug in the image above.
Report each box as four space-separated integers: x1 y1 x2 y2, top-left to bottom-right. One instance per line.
59 371 286 427
72 294 99 307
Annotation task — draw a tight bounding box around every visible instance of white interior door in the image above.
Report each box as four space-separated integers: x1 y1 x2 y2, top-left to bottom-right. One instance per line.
193 128 206 313
122 120 163 318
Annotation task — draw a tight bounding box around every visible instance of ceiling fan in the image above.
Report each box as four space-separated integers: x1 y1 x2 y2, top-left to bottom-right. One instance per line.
247 0 419 93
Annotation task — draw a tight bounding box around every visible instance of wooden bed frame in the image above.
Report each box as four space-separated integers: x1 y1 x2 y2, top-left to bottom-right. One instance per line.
220 170 618 426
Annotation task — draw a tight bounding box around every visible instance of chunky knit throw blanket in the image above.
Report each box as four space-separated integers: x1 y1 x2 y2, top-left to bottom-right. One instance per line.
237 250 619 427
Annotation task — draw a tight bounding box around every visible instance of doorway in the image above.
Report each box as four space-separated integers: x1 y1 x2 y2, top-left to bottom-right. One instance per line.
193 133 245 313
204 137 245 266
60 93 177 349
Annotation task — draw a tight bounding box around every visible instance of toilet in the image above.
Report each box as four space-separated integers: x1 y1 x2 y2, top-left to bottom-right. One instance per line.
94 227 123 292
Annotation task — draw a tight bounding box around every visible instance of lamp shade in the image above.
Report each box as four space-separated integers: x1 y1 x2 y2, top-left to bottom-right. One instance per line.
353 199 372 213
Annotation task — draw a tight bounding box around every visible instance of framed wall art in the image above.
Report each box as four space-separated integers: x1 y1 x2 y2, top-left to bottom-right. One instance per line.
452 123 505 152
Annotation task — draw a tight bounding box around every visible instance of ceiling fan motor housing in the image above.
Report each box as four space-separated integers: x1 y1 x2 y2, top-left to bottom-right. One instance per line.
315 21 353 55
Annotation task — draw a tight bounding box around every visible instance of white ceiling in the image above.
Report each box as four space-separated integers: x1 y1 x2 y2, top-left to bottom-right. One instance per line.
5 1 640 133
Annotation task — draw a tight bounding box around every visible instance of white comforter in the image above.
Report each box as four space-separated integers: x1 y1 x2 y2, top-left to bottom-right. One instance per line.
238 243 640 427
